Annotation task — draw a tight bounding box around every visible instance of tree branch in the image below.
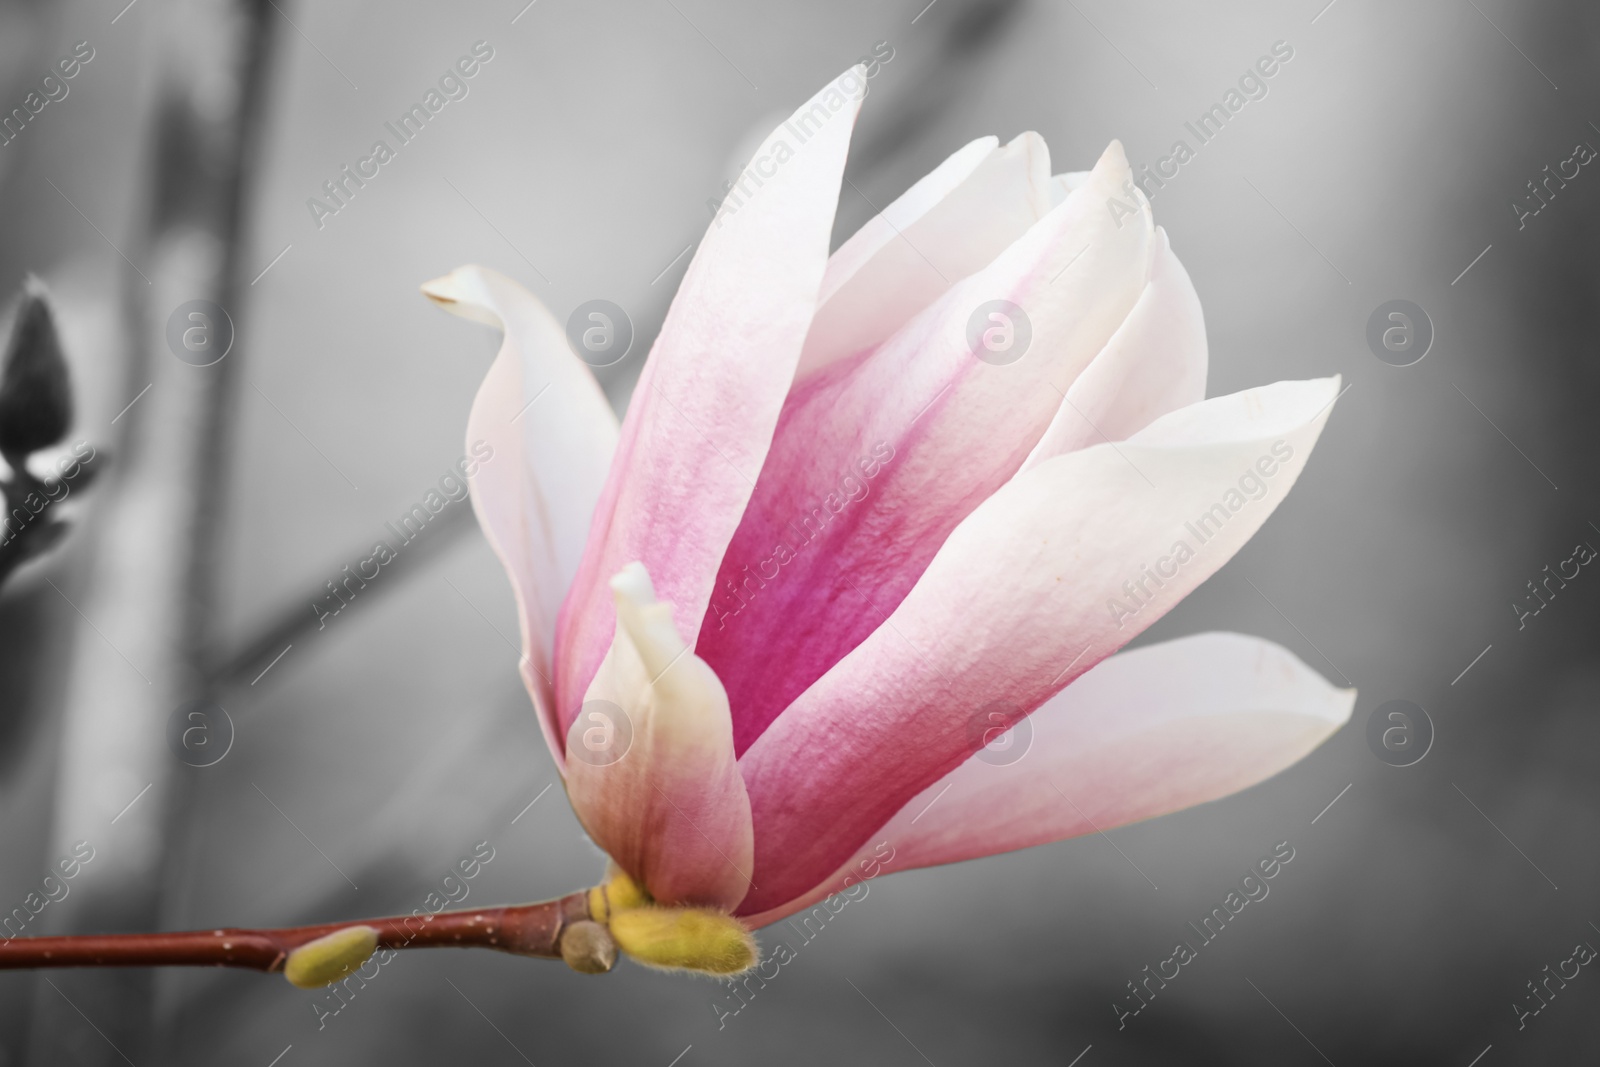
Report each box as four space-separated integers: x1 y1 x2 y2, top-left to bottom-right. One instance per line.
0 891 595 977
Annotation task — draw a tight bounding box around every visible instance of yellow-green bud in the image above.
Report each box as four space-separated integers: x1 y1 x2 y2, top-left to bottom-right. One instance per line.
609 908 757 976
282 925 379 989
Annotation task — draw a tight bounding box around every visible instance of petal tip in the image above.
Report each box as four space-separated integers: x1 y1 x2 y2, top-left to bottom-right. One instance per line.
1098 138 1130 171
1314 374 1344 414
420 265 510 328
609 561 656 606
1331 684 1359 723
419 267 467 305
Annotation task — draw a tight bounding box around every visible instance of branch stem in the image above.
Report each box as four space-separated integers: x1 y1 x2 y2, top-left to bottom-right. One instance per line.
0 892 592 976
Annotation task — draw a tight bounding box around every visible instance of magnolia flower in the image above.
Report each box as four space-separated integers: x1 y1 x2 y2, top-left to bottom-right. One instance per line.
422 68 1351 956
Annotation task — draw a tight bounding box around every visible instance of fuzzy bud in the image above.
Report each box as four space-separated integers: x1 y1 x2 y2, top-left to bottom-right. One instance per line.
609 907 757 976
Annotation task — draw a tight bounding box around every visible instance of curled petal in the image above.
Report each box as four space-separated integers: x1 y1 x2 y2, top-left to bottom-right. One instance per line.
736 376 1342 914
422 265 618 768
565 564 754 909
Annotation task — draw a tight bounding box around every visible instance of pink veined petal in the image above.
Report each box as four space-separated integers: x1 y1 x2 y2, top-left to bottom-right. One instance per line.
422 265 618 770
735 376 1343 915
740 632 1354 926
797 132 1052 382
699 141 1154 755
563 563 754 909
1021 226 1208 470
553 69 867 735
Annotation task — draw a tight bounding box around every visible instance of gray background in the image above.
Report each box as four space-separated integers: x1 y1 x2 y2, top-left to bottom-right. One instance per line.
0 0 1597 1063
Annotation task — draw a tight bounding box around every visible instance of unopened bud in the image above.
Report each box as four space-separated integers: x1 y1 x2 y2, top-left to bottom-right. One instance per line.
0 277 72 459
282 925 379 989
559 920 617 974
609 907 757 976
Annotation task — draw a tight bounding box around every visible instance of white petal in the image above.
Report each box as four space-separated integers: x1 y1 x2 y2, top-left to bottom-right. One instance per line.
422 265 618 767
1022 227 1208 468
797 132 1053 381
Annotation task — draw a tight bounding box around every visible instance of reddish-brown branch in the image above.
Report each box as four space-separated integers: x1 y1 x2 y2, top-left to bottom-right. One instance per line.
0 892 593 975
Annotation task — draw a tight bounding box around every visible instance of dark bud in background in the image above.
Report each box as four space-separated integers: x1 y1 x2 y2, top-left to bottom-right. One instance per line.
0 275 99 591
0 276 73 461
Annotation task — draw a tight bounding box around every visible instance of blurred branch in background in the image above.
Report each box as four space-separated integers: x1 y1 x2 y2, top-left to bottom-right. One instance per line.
24 1 280 1063
0 3 55 196
213 502 476 689
843 0 1025 180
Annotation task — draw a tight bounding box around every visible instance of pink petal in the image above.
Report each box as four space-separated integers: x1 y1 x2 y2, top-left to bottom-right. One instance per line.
735 376 1343 915
563 563 754 908
698 142 1155 754
554 70 866 735
797 132 1052 382
1022 227 1207 469
422 266 618 769
740 632 1352 926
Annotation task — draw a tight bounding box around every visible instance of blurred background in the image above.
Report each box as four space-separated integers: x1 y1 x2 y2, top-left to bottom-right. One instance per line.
0 0 1597 1062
